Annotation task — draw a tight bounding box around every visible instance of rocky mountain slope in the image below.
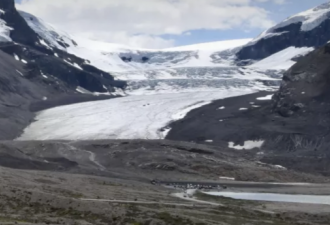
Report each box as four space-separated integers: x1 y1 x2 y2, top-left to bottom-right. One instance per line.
166 35 330 177
236 2 330 62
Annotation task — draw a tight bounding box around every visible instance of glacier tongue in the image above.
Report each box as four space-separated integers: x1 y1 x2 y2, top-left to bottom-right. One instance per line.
18 87 271 141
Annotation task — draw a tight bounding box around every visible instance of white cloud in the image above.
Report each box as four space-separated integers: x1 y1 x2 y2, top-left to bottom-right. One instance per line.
16 0 285 48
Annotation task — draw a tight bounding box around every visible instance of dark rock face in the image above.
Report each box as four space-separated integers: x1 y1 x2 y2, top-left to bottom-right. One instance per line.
236 14 330 61
0 48 47 140
272 43 330 116
0 0 40 46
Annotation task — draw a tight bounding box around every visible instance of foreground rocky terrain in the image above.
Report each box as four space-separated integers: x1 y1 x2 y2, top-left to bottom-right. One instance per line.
0 140 326 183
0 140 329 225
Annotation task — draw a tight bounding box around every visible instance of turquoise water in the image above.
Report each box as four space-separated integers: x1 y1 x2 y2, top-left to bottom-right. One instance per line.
206 192 330 205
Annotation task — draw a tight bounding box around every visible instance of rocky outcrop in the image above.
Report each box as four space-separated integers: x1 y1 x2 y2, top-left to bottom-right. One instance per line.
272 43 330 117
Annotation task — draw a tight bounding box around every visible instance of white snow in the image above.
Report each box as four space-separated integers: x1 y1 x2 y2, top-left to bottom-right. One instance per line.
164 39 252 51
219 176 235 181
249 47 314 70
76 86 93 94
228 140 264 150
40 70 49 79
219 106 225 110
14 54 19 61
257 94 273 100
54 53 59 57
73 63 83 70
0 16 12 42
172 101 211 120
16 70 23 76
18 89 258 141
205 140 213 143
274 165 287 170
0 9 5 15
39 39 52 49
21 59 28 64
239 108 248 111
19 11 74 51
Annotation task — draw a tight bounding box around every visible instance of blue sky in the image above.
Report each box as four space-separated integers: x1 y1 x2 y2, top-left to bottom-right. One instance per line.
15 0 330 48
163 0 330 46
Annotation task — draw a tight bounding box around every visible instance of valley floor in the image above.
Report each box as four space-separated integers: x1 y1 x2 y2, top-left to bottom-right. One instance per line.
0 141 330 225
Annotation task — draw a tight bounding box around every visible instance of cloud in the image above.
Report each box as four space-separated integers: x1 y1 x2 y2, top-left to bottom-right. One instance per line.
16 0 284 48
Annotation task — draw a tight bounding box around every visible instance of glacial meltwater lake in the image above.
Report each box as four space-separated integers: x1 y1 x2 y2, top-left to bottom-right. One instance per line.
206 192 330 205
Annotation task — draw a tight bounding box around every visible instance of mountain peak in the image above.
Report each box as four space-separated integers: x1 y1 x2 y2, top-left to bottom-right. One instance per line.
236 1 330 61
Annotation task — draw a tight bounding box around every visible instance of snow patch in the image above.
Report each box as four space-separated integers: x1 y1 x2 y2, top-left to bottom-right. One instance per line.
16 70 23 76
73 63 83 70
21 59 28 64
39 39 52 49
219 176 235 181
239 108 248 111
249 47 314 70
219 106 225 110
257 94 273 100
14 54 19 61
76 86 92 94
274 165 287 170
172 101 211 121
0 16 12 42
228 140 264 150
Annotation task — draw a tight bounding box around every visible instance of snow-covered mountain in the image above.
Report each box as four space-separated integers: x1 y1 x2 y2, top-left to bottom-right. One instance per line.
20 2 328 96
19 11 283 95
237 1 330 62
